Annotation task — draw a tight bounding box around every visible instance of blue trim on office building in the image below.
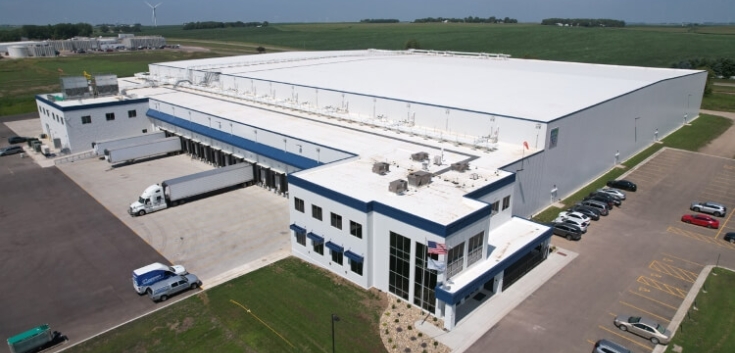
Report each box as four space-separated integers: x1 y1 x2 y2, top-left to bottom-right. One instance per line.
307 232 324 244
464 174 516 199
434 226 553 304
35 95 149 113
344 250 364 263
147 109 322 171
325 241 343 253
289 224 306 234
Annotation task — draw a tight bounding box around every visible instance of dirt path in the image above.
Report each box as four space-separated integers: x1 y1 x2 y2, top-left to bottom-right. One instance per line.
699 109 735 158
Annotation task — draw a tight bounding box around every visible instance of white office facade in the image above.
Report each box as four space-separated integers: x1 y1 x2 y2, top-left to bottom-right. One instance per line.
37 50 705 330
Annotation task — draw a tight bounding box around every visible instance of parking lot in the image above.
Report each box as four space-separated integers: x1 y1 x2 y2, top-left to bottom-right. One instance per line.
468 148 735 353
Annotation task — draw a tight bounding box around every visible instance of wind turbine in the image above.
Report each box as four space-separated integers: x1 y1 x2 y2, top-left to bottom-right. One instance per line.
145 2 162 27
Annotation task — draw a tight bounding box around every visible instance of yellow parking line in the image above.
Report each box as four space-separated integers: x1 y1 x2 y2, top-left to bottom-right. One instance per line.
587 339 597 346
597 325 653 350
715 206 735 239
628 290 678 310
649 260 698 283
619 301 670 323
660 252 704 267
637 276 687 298
609 312 617 317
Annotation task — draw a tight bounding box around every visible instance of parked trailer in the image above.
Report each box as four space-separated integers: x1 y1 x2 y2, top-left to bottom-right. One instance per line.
129 163 254 216
105 137 181 164
7 324 67 353
93 131 166 156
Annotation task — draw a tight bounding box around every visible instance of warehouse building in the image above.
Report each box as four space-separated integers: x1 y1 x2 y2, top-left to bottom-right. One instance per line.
35 50 705 329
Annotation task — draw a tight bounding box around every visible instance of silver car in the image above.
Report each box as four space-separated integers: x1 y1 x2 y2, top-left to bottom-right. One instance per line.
614 315 671 345
148 274 201 302
690 201 727 217
598 188 626 200
579 200 609 216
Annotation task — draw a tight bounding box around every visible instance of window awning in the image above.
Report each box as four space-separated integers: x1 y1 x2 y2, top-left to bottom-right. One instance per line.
307 232 324 244
210 145 222 151
289 224 306 234
344 250 364 263
233 153 245 159
325 241 343 253
191 139 201 143
199 141 211 147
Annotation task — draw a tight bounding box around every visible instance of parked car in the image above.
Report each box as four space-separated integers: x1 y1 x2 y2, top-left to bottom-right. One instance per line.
7 136 28 144
598 188 626 200
724 232 735 243
558 211 591 223
148 273 201 302
690 201 727 217
590 192 621 206
0 145 24 156
593 339 631 353
614 315 671 345
681 214 719 229
607 179 637 192
552 223 582 240
568 205 600 221
584 194 616 208
554 217 588 233
579 200 610 216
132 262 188 295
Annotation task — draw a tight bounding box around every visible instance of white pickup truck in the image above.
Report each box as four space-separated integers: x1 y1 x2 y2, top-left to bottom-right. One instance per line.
690 201 727 217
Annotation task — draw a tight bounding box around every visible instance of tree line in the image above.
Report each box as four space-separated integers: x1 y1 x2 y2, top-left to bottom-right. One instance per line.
672 58 735 78
360 19 399 23
0 23 93 41
541 18 625 27
414 16 518 23
183 21 269 30
99 24 142 34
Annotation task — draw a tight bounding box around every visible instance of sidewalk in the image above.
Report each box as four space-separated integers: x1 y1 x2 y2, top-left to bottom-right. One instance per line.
416 248 578 352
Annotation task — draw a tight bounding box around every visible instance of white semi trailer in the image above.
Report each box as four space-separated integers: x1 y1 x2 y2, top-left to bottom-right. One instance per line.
128 163 254 216
93 131 167 156
105 137 181 164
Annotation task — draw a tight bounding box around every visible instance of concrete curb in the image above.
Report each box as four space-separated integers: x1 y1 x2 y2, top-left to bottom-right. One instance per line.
652 265 734 353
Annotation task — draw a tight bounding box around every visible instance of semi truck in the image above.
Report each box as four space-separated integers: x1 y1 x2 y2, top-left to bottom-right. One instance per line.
6 324 67 353
105 137 181 164
129 162 254 216
93 131 166 156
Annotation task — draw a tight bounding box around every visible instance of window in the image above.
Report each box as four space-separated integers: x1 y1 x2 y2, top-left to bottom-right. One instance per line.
127 109 137 118
350 259 363 275
294 197 304 213
60 118 64 125
331 249 343 265
413 243 438 312
330 212 342 229
389 231 411 300
105 112 115 121
312 205 322 221
81 115 91 124
313 241 323 255
467 232 484 266
295 231 306 246
491 201 500 214
350 221 362 239
502 195 511 210
446 242 465 279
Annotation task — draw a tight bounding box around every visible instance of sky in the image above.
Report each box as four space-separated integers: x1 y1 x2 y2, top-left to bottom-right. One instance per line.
0 0 732 26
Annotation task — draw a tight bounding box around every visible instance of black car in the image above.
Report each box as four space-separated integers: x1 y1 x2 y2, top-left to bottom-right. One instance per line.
7 136 28 144
725 232 735 244
568 205 600 221
552 223 582 240
588 191 622 206
584 194 615 209
0 145 24 156
607 179 637 192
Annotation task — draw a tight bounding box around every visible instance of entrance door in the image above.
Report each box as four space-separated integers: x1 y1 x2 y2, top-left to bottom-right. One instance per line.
502 244 546 290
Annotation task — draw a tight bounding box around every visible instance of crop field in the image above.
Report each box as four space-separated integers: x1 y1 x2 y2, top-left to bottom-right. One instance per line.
1 23 734 116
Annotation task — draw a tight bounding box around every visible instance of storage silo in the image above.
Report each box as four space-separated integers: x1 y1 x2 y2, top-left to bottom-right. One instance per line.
8 45 29 58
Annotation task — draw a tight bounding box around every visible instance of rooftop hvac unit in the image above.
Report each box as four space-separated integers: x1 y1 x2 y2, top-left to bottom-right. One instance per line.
451 161 470 172
411 151 429 161
407 170 432 187
433 155 442 166
372 162 390 175
94 74 119 97
389 179 408 194
60 76 90 99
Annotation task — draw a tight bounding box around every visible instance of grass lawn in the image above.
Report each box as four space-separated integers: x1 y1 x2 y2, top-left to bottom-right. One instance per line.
702 93 735 113
665 267 735 353
532 114 732 223
65 257 388 353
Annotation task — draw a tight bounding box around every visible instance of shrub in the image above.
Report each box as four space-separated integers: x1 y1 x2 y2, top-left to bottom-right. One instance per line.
392 304 396 309
407 304 412 309
394 318 399 323
388 338 392 343
407 325 413 330
418 332 423 337
385 328 389 334
433 341 438 347
385 312 390 316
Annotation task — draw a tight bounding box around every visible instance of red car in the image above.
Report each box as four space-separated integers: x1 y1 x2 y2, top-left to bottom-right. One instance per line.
681 214 719 229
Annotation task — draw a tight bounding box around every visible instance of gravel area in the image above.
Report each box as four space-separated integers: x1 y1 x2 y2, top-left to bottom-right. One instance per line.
379 296 451 353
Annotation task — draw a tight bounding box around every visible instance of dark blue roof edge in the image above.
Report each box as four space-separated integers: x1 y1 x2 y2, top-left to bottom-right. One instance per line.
35 94 148 112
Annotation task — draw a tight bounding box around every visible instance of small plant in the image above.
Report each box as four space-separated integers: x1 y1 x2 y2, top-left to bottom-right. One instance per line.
407 304 412 309
423 350 428 353
392 304 396 309
383 322 387 327
385 328 389 334
407 325 413 330
433 341 438 347
385 312 390 316
433 317 438 322
392 344 396 349
418 332 423 337
388 338 392 343
394 318 399 323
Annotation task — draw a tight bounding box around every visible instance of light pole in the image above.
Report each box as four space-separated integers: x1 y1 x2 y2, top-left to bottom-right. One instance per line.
331 314 340 353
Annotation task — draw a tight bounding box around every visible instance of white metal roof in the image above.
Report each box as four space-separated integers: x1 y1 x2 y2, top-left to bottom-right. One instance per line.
151 50 700 122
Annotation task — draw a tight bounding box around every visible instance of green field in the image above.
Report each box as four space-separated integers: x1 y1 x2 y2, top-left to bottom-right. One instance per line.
65 257 387 353
532 113 733 222
2 23 734 116
665 267 735 353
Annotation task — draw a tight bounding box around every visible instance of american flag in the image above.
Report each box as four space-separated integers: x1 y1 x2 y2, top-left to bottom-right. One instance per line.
427 241 447 255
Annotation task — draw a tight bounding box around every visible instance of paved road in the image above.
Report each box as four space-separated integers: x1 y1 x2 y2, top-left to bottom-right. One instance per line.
699 110 735 159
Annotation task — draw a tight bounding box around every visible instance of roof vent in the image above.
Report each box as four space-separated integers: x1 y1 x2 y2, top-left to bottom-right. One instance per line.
451 161 470 172
372 162 390 175
407 170 432 187
411 151 429 161
389 179 408 194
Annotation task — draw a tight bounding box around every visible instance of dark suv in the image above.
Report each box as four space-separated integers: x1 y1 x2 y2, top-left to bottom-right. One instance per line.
0 145 24 156
552 223 582 240
588 192 621 207
606 179 637 192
